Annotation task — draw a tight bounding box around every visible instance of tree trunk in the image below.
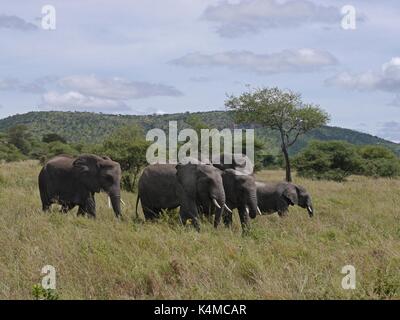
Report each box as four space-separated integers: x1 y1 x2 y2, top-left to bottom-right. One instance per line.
279 129 292 182
281 143 292 182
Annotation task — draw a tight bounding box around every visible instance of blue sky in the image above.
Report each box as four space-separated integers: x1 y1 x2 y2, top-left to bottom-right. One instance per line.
0 0 399 141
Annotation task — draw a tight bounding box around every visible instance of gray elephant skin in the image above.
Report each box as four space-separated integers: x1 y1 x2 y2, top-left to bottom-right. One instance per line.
136 163 226 231
256 181 313 217
38 154 122 218
211 154 258 232
214 168 258 232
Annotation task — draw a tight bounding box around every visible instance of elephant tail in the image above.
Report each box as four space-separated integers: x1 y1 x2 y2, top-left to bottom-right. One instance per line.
38 168 50 210
135 194 140 219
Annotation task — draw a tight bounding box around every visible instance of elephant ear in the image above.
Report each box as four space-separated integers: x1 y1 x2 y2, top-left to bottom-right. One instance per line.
73 155 102 191
73 155 99 173
176 164 198 199
282 184 298 206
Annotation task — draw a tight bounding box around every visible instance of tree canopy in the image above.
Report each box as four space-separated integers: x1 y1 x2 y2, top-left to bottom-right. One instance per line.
226 87 330 181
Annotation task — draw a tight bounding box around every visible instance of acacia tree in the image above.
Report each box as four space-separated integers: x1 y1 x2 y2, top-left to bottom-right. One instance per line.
226 87 330 182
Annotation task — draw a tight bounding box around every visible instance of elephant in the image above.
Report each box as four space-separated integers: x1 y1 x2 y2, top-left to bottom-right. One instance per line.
256 181 313 218
136 162 227 231
135 164 180 220
38 154 122 218
210 153 258 232
214 168 259 232
175 163 226 231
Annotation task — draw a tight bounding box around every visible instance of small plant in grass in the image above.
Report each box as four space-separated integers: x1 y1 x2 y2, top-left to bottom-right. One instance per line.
31 284 59 300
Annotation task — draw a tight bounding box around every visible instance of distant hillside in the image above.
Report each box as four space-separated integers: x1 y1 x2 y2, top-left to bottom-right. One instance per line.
0 111 399 155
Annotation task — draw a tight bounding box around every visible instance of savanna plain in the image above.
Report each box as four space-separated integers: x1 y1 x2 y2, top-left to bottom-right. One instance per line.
0 160 399 299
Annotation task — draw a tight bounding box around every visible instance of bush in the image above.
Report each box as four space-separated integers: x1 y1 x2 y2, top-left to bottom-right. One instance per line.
293 140 362 181
358 145 400 177
293 141 400 181
0 140 26 162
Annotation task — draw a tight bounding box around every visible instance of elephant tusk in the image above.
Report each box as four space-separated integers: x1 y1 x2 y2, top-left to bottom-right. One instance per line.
257 206 262 216
307 206 313 213
108 197 112 208
212 198 222 209
224 204 233 214
245 207 249 215
120 199 126 206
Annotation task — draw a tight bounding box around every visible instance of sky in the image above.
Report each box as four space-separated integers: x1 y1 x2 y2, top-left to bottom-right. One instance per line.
0 0 400 142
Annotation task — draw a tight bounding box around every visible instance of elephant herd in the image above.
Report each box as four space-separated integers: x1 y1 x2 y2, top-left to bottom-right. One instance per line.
38 153 314 232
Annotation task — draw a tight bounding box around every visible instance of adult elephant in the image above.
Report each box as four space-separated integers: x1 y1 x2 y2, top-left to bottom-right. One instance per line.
214 169 259 232
256 181 313 217
38 154 122 218
135 164 180 220
136 162 227 231
176 163 226 231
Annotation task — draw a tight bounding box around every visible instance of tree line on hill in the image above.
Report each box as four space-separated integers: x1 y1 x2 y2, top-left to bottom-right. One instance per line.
0 87 399 186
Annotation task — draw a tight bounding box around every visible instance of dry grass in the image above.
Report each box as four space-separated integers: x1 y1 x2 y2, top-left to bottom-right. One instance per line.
0 161 399 299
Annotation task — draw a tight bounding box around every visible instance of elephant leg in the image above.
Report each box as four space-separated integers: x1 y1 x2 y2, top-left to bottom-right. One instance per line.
180 211 200 232
143 206 160 220
86 195 96 218
238 207 250 234
222 210 233 228
278 210 288 218
77 206 86 216
77 196 96 218
60 202 75 214
41 194 53 212
214 207 223 228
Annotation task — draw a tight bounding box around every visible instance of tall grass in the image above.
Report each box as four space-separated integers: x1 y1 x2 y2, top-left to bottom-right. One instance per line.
0 161 399 299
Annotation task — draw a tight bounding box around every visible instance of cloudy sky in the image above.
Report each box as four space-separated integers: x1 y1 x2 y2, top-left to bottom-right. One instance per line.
1 0 400 141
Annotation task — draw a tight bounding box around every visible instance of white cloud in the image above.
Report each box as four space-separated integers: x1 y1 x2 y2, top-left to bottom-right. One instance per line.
39 75 183 112
202 0 340 37
40 91 131 112
326 57 400 93
0 14 37 31
171 49 337 74
59 75 183 99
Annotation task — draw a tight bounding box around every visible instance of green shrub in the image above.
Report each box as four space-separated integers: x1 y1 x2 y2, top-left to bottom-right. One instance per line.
294 141 400 180
358 145 400 177
293 140 363 181
31 285 59 300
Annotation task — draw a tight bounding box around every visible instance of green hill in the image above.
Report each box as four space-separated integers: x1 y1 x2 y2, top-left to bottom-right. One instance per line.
0 111 398 155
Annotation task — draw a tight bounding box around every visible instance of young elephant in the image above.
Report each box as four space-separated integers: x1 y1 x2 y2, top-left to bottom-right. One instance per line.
214 169 259 232
38 154 122 218
256 181 313 217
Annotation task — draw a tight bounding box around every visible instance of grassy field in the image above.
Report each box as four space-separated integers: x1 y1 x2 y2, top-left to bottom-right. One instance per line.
0 160 399 299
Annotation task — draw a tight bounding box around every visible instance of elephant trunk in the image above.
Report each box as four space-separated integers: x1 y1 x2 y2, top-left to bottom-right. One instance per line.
247 190 258 219
108 187 122 218
210 184 226 209
211 186 226 228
